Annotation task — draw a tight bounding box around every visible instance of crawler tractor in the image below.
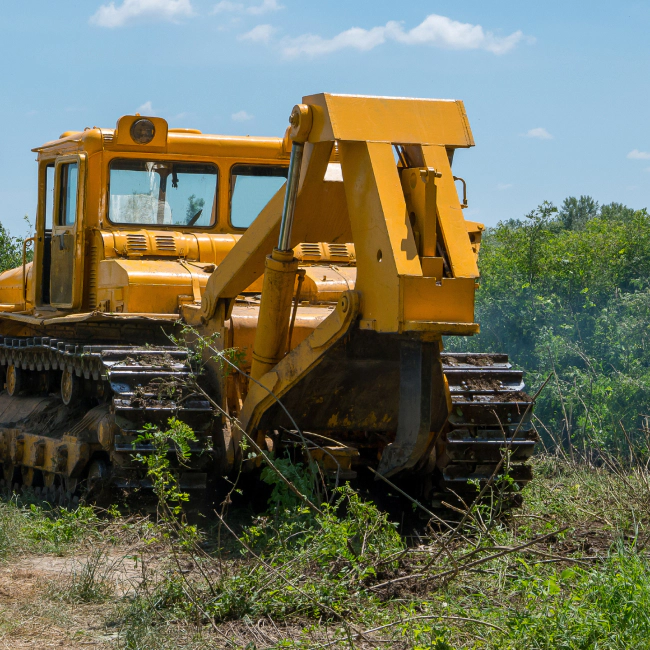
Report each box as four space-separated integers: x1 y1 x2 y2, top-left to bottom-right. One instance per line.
0 94 537 507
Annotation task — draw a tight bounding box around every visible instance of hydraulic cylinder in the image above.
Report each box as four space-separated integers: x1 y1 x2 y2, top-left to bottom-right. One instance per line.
250 248 299 381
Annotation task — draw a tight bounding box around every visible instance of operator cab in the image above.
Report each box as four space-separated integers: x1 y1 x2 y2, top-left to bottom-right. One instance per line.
29 115 291 313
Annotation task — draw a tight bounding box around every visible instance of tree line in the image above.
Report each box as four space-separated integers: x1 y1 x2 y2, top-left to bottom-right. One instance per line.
446 197 650 455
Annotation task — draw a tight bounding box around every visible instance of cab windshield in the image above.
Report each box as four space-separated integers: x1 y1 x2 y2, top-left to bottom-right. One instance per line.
108 159 217 227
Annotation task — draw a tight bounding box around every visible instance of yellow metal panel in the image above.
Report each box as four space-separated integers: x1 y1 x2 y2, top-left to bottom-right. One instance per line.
401 276 476 324
301 266 356 303
340 140 420 332
420 257 444 279
98 259 212 314
289 141 353 245
304 93 474 146
421 145 479 279
0 264 32 310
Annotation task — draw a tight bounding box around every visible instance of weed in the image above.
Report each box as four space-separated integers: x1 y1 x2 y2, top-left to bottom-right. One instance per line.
50 547 116 604
26 504 102 553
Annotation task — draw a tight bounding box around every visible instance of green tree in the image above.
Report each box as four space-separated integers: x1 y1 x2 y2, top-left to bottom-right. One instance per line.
185 194 205 224
0 217 32 273
599 202 637 223
558 195 599 230
446 199 650 451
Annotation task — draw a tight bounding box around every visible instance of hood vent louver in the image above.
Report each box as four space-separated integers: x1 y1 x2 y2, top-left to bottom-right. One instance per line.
126 233 147 252
155 235 177 253
326 243 350 259
294 242 355 264
296 243 322 260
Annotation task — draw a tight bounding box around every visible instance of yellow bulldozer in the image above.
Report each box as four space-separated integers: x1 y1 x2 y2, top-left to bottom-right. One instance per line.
0 93 536 507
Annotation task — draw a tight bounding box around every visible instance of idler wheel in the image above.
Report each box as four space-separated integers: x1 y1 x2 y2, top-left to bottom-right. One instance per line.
6 364 23 396
61 368 81 405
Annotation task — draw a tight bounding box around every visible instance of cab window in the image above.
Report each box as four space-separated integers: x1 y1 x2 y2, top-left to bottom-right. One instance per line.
108 159 218 227
58 162 78 226
45 164 55 230
230 164 288 229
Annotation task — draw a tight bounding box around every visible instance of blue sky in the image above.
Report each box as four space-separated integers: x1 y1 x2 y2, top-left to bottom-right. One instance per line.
0 0 648 234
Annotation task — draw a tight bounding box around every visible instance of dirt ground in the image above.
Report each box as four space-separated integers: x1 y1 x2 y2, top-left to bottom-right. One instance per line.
0 552 142 649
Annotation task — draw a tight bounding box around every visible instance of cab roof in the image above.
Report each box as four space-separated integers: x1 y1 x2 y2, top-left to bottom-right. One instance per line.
33 114 290 160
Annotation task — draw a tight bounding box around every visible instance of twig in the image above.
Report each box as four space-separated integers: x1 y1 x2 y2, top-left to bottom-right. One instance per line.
370 526 568 592
195 384 324 516
321 613 505 647
368 467 458 536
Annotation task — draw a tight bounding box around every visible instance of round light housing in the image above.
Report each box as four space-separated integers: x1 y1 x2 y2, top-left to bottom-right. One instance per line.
130 118 155 144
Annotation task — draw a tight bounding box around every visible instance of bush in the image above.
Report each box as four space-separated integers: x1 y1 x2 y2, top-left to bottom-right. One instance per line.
446 199 650 452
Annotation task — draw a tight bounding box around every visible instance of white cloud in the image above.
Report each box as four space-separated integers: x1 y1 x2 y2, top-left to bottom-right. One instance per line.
247 0 283 15
232 110 253 121
524 127 553 140
389 15 524 55
497 183 513 191
283 26 387 57
281 14 525 58
90 0 193 28
213 0 282 14
627 149 650 160
138 100 156 115
240 24 276 43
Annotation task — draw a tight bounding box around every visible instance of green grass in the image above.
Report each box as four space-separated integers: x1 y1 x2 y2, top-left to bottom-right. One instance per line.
0 497 103 557
2 457 650 648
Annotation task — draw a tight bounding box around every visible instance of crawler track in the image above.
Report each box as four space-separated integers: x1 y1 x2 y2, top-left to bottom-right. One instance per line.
0 337 216 499
439 352 537 497
0 337 536 510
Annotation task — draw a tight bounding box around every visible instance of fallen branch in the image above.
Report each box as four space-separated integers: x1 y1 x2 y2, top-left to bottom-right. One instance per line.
370 526 568 592
321 613 506 647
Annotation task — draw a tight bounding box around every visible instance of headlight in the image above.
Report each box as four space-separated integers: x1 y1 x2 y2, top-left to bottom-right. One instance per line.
130 118 155 144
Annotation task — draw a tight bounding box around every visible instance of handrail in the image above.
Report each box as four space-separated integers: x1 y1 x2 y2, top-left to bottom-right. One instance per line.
22 236 35 307
453 176 468 209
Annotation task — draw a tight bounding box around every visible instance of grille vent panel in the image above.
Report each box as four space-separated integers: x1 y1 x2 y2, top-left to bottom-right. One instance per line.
126 234 147 252
297 243 322 259
155 235 177 253
326 243 349 258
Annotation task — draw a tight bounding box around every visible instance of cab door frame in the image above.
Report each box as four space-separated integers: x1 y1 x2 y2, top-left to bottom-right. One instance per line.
50 153 87 309
34 158 55 308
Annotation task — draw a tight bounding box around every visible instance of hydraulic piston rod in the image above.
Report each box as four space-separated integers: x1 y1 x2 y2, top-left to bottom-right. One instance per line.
250 106 312 381
277 141 304 252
